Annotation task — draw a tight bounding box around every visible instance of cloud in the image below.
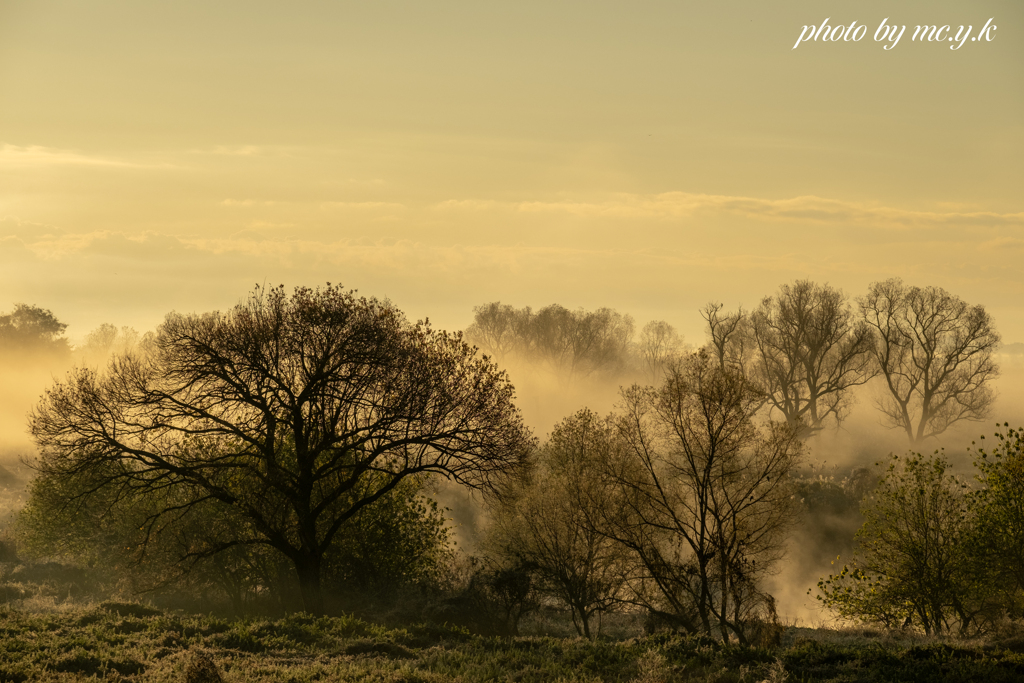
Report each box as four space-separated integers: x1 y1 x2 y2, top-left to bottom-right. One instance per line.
0 144 167 170
434 192 1024 230
0 215 60 236
318 201 406 211
202 145 263 156
7 231 199 261
220 199 276 207
980 237 1024 252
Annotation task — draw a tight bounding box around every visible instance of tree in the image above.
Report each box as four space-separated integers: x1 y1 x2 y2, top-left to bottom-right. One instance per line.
466 302 635 379
602 350 802 644
0 303 70 358
76 324 147 368
486 409 631 638
636 321 684 384
464 302 528 359
859 279 999 444
701 302 751 374
323 474 454 596
971 425 1024 616
27 284 533 615
816 452 990 634
749 281 875 437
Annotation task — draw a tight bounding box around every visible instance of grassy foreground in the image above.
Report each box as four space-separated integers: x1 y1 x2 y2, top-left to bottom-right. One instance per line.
3 601 1024 682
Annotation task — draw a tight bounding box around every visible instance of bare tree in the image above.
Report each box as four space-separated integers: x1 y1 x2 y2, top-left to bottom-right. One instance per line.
77 324 147 368
600 351 802 644
859 278 999 444
28 284 533 615
749 281 876 437
701 303 752 373
636 321 684 384
486 409 631 638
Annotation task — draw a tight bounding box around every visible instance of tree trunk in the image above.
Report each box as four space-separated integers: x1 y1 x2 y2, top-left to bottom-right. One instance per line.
294 553 325 616
573 603 592 639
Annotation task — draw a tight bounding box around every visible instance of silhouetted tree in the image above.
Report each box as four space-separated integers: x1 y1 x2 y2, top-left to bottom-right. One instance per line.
486 409 631 638
601 351 802 644
0 304 70 358
749 281 875 437
701 302 752 374
859 279 999 444
27 284 533 615
466 302 634 379
636 321 683 384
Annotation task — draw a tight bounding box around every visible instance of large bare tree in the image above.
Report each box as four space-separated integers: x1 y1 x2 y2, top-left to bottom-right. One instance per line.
601 351 803 644
29 285 533 614
859 278 999 444
749 281 876 437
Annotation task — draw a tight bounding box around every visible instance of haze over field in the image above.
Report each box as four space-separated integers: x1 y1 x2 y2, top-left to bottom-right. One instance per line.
0 0 1021 631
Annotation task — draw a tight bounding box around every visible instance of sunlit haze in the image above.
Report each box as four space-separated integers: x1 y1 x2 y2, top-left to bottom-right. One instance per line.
1 0 1022 628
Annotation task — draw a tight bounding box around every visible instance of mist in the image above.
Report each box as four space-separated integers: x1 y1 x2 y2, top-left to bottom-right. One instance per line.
473 334 1024 625
1 297 1022 628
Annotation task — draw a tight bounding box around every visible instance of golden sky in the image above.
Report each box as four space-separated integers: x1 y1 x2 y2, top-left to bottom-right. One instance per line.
1 0 1021 344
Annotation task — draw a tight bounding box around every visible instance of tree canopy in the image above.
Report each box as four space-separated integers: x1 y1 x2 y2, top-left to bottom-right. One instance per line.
466 302 635 379
860 279 999 444
0 303 70 358
27 284 533 614
749 281 875 436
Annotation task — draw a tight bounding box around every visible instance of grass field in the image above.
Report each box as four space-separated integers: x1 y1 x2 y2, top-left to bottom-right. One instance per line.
3 597 1024 682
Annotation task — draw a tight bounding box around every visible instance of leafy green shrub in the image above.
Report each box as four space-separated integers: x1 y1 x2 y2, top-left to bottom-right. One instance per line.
816 452 989 635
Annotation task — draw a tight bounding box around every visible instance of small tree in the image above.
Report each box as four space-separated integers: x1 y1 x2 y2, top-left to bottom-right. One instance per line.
486 409 631 638
816 453 990 634
603 350 803 644
701 302 751 374
971 425 1024 617
324 475 454 596
27 284 532 615
859 279 999 444
76 324 148 368
464 303 527 359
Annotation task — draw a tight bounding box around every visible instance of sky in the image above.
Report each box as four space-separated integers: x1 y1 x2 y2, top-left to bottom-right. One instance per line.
0 0 1022 346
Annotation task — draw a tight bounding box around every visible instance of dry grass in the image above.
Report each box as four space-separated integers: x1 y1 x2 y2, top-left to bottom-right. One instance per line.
2 596 1024 682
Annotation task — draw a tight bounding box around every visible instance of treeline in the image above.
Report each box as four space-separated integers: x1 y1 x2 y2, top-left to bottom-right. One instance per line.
469 278 1001 444
465 302 681 382
0 278 1015 645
